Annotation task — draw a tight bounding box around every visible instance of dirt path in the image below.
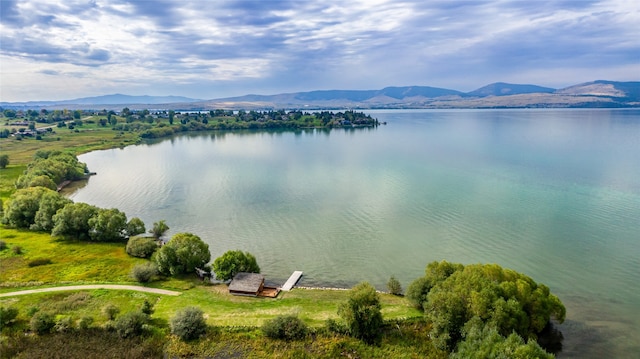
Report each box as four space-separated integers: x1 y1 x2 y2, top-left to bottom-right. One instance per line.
0 284 181 297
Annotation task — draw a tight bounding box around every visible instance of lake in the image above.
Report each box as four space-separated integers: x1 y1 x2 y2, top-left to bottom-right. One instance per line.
71 109 640 357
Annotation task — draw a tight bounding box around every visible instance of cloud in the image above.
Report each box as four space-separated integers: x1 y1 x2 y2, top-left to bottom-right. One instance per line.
0 0 638 101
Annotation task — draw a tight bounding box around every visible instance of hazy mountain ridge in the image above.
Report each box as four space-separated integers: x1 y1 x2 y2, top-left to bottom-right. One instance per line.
2 81 638 110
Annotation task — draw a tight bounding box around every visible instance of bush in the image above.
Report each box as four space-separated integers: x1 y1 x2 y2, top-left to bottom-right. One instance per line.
77 316 94 330
102 304 120 320
28 258 53 267
140 300 154 316
325 318 350 335
11 245 22 254
262 315 309 340
0 306 19 327
30 312 55 334
170 306 207 341
0 240 6 250
114 311 148 338
387 276 403 296
54 316 73 333
131 262 158 283
126 236 157 258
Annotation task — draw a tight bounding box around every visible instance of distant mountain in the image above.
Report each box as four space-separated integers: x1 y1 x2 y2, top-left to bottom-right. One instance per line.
218 86 463 104
1 81 638 110
1 94 201 108
555 80 640 99
467 82 555 97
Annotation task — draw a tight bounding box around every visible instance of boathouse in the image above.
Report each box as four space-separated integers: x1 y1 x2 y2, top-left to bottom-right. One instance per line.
228 272 265 297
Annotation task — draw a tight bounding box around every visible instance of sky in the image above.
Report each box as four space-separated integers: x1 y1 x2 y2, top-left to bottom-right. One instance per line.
1 0 638 102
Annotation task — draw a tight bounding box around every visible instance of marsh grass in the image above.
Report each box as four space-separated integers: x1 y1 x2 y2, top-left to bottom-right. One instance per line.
0 228 143 284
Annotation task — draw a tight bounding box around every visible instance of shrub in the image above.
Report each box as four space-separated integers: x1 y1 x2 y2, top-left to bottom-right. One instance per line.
77 316 94 330
140 300 154 316
0 306 19 327
126 236 157 258
262 315 309 340
325 318 350 335
131 262 158 283
11 245 22 254
114 311 148 338
54 316 73 333
387 276 403 296
30 312 55 334
28 258 53 267
170 306 207 341
102 304 120 320
0 240 6 250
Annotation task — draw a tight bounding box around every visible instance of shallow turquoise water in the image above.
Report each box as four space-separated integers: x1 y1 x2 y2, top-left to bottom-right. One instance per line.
72 109 640 357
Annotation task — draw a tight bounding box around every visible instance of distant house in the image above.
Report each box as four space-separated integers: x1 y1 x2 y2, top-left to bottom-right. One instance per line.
228 272 265 297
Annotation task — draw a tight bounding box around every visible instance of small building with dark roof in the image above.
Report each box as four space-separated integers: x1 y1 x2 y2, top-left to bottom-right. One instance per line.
228 272 265 297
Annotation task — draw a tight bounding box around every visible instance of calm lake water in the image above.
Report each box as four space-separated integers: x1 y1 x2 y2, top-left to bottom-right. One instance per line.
71 109 640 357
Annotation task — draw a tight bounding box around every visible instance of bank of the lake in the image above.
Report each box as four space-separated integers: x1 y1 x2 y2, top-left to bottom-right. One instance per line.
70 109 640 358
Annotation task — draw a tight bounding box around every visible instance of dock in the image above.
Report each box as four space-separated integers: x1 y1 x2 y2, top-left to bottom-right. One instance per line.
281 271 303 291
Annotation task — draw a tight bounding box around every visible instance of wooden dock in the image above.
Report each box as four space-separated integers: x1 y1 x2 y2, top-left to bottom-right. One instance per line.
282 271 303 291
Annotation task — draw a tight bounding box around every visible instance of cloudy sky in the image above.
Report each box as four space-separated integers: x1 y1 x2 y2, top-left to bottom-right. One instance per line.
1 0 638 102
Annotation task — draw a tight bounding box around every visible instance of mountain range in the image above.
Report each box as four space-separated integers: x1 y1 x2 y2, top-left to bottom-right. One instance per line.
2 80 638 110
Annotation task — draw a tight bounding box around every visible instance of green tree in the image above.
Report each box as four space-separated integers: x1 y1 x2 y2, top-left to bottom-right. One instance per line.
2 186 52 228
170 306 207 341
338 281 384 344
88 208 128 242
212 250 260 281
387 276 403 295
31 190 72 231
149 220 169 239
0 154 9 169
154 233 211 276
102 304 120 320
451 317 554 359
420 262 565 351
168 110 175 124
51 202 99 240
406 276 433 309
126 217 146 236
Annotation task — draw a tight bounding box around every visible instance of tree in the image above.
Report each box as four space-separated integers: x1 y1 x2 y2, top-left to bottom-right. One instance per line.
149 220 169 239
170 306 207 341
126 236 158 258
419 262 566 351
154 232 211 276
31 190 72 231
51 202 99 240
2 186 53 228
451 317 554 359
102 304 120 320
88 208 128 242
168 110 175 124
126 217 146 236
387 276 403 295
338 281 384 344
212 250 260 281
0 154 9 169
